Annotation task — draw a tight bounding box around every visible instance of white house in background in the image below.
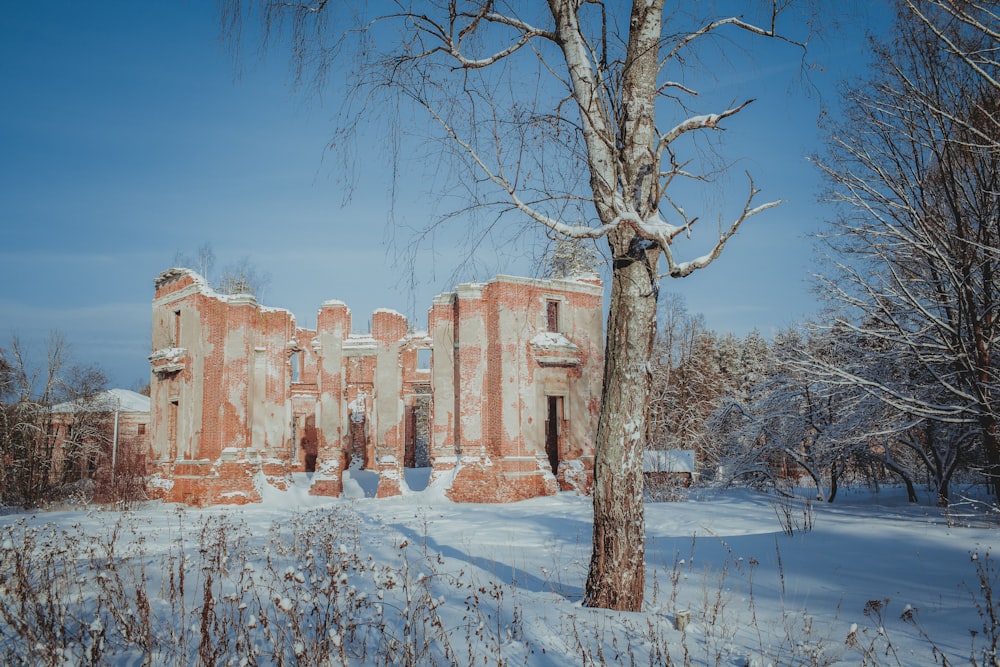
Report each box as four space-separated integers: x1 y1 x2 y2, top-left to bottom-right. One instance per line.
50 388 151 484
52 388 151 415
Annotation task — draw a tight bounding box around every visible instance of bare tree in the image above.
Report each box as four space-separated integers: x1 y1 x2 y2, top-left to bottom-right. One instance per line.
55 365 111 485
712 320 978 505
711 327 854 500
0 333 110 507
215 256 272 301
648 302 725 458
221 0 812 609
0 334 64 505
0 354 11 400
542 235 598 280
93 429 148 510
174 243 272 300
173 242 216 280
904 0 1000 138
695 329 770 475
811 0 1000 503
648 298 773 487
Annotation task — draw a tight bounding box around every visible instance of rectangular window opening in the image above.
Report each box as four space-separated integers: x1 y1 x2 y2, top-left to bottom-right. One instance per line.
168 399 179 455
173 309 182 346
546 300 560 333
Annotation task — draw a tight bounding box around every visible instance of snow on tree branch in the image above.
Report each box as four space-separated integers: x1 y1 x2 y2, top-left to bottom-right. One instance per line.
661 174 779 278
655 100 754 154
903 0 1000 90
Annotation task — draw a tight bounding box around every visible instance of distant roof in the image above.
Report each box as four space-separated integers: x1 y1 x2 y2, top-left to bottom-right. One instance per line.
643 450 695 474
52 388 150 414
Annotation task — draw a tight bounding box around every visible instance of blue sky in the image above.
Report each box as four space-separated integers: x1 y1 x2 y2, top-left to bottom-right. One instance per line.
0 2 889 390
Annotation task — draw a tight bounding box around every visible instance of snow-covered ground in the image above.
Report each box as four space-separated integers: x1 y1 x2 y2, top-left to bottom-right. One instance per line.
0 471 996 666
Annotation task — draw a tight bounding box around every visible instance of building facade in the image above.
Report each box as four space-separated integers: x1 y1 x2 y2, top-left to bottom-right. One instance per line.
147 268 603 505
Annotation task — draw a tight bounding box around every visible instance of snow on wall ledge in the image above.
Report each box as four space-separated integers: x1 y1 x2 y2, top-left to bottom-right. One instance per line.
148 267 604 506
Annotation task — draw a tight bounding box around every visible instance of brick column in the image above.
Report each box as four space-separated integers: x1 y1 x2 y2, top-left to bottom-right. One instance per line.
428 293 458 485
372 309 407 497
310 300 350 497
447 283 506 501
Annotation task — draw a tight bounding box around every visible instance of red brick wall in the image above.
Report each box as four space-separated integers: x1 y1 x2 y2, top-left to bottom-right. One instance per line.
149 269 602 506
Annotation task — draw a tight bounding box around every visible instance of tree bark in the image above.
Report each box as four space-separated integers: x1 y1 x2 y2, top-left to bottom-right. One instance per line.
937 477 951 508
882 455 919 503
978 409 1000 503
581 0 663 612
584 231 658 610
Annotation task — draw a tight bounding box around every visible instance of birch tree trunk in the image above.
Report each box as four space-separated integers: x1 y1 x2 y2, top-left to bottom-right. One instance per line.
586 232 660 608
579 0 662 610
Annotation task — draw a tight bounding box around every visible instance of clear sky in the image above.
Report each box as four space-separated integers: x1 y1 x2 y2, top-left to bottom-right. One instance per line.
0 2 890 390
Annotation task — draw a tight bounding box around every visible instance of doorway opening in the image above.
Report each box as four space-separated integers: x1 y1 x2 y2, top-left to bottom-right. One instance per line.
301 415 318 472
404 390 432 491
404 390 432 469
545 395 563 476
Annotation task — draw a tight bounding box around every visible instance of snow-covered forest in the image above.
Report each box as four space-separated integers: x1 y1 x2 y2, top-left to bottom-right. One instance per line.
647 294 999 511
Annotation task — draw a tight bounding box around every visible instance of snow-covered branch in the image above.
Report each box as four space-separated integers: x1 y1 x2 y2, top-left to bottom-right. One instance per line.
661 174 779 278
444 10 556 69
655 100 754 155
903 0 1000 90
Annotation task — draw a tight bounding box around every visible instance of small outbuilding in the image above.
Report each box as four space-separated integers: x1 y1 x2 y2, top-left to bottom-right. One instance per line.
643 449 696 498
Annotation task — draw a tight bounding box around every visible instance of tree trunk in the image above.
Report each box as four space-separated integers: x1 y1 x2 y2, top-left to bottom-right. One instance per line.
791 452 826 502
937 477 951 507
978 413 1000 503
584 234 659 611
884 459 919 503
579 0 662 612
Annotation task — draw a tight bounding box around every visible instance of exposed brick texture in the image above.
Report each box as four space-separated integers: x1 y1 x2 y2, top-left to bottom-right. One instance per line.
148 269 603 505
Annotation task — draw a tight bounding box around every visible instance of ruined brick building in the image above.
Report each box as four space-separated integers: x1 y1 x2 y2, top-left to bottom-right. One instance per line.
147 268 603 505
